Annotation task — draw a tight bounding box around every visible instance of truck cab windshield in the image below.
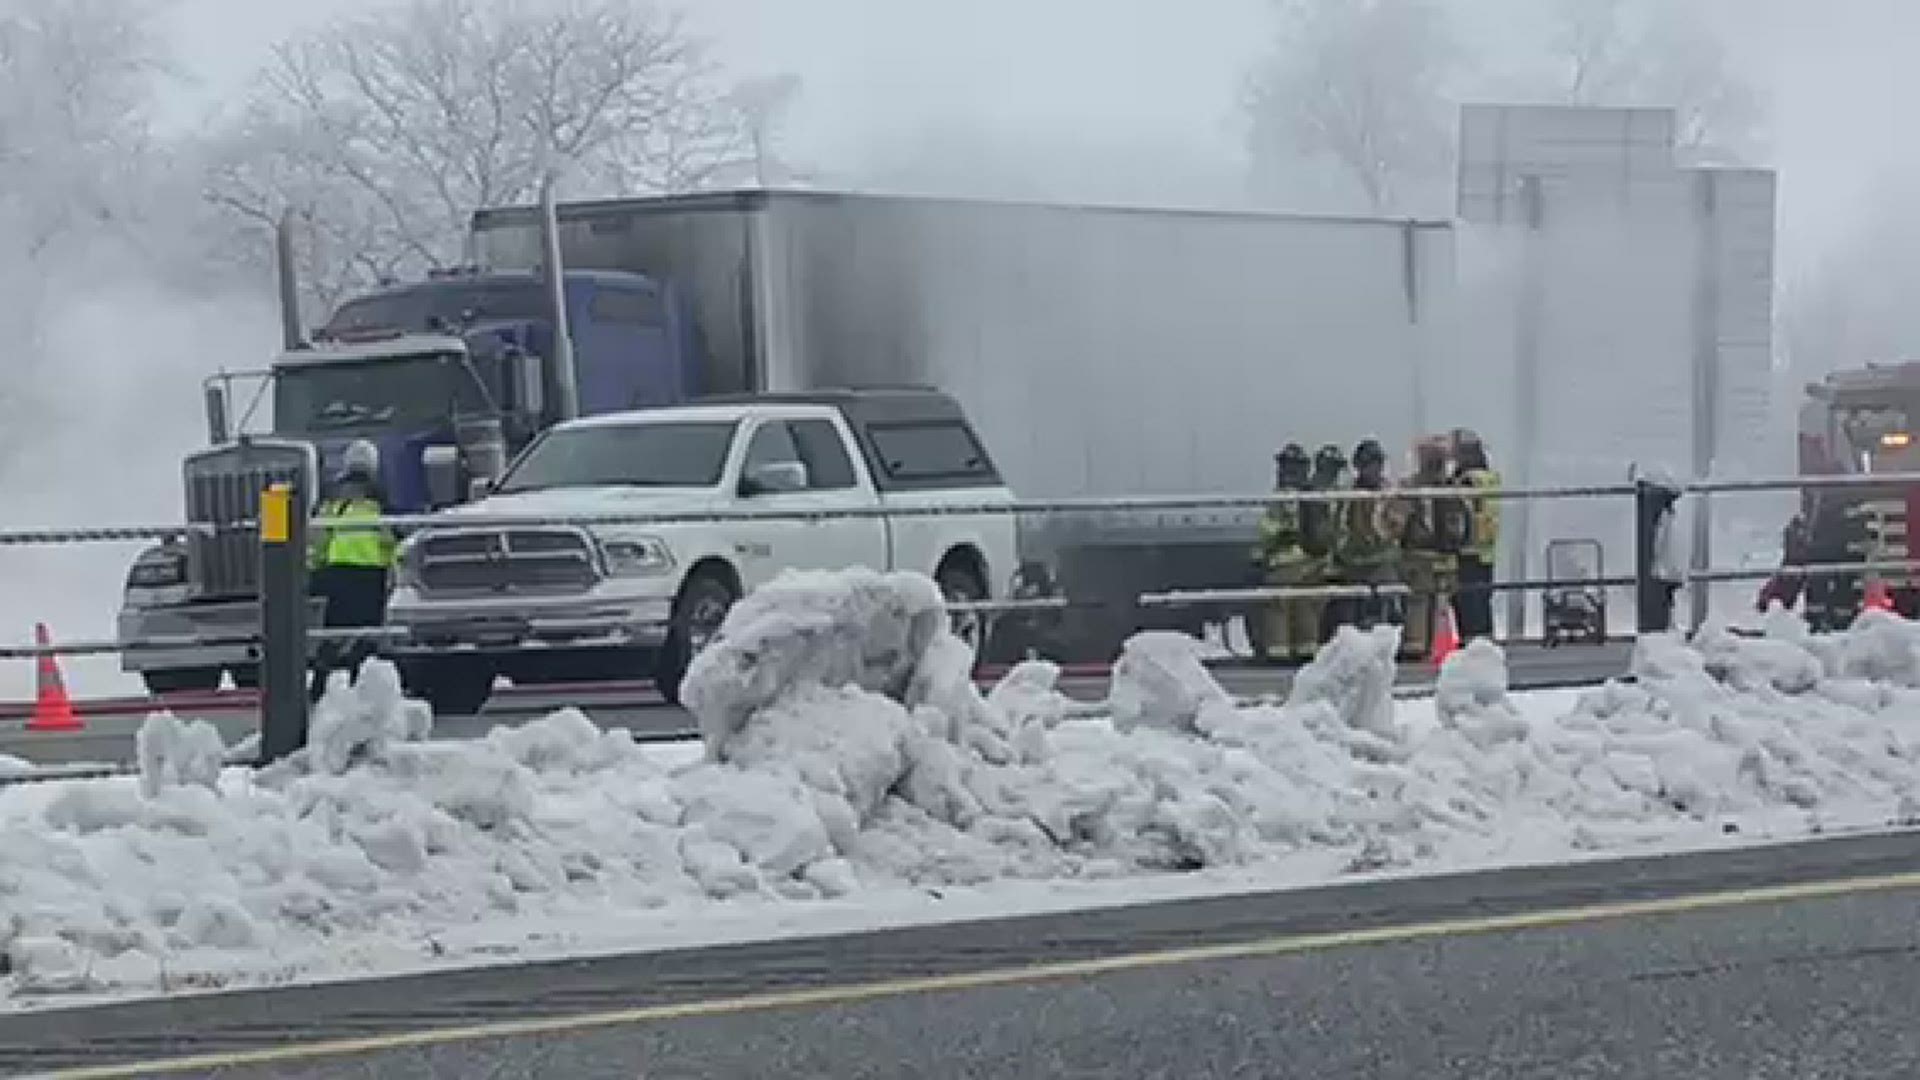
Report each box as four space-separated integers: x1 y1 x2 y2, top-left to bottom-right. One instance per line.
275 354 492 435
495 422 739 492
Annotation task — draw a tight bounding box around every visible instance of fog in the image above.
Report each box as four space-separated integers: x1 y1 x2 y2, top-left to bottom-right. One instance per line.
6 0 1920 693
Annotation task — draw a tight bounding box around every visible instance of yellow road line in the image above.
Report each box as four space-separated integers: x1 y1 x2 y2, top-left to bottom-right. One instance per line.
35 868 1920 1079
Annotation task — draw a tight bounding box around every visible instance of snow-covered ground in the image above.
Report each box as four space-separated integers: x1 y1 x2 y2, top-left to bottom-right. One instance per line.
7 569 1920 1012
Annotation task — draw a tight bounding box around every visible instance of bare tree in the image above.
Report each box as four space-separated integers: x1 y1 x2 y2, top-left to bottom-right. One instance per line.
1536 0 1763 161
1243 0 1459 214
0 0 171 256
206 0 788 301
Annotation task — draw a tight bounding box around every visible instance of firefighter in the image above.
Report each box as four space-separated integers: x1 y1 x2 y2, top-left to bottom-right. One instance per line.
1307 445 1347 643
1399 436 1471 658
308 439 398 703
1755 513 1811 614
1335 438 1401 633
1254 443 1318 663
1450 430 1501 641
1645 478 1685 632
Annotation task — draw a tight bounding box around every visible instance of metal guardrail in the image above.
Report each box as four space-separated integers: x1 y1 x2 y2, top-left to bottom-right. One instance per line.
13 469 1920 547
0 481 1642 548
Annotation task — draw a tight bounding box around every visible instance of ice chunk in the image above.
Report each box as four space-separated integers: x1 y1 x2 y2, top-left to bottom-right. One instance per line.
1289 625 1401 741
681 568 948 753
306 658 432 776
1106 631 1232 734
135 713 227 799
1434 640 1529 749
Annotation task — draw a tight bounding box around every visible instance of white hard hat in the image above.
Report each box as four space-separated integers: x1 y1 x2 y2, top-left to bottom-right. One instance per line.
342 439 380 475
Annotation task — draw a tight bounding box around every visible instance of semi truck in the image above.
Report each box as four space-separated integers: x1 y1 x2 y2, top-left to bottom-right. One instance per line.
116 235 709 693
122 189 1454 690
467 189 1455 660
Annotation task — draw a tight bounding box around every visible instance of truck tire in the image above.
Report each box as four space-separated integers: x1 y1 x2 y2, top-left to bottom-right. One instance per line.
142 667 223 696
655 570 738 706
400 657 495 717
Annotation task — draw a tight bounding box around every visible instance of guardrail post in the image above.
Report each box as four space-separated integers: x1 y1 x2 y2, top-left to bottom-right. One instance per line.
1634 479 1662 634
258 481 309 765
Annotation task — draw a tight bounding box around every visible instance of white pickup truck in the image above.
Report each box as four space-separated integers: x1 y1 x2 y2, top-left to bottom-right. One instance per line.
385 388 1018 713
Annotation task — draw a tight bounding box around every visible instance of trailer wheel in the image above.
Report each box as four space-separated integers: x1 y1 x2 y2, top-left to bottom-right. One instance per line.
400 657 495 717
655 568 739 706
142 667 223 696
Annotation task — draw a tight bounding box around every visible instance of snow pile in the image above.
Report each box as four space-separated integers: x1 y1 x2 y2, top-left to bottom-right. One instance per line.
10 569 1920 1004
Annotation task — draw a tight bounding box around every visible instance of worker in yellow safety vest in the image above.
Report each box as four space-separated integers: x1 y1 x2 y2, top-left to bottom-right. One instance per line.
1449 429 1500 641
308 438 398 702
1254 443 1319 663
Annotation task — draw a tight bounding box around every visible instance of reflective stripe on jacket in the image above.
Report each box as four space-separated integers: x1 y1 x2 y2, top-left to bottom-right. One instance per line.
310 497 396 570
1461 468 1500 561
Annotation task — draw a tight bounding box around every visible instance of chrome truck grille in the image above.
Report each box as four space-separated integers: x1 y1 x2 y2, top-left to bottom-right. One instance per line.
417 528 600 595
184 440 316 599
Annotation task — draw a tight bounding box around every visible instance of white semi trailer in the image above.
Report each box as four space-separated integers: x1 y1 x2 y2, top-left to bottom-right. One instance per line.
470 190 1455 659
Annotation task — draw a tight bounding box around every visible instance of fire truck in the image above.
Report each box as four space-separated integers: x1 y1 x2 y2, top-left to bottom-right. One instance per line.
1782 361 1920 625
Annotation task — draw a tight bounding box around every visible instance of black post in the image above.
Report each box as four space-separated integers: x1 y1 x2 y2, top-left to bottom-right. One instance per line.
258 481 310 765
1634 479 1663 634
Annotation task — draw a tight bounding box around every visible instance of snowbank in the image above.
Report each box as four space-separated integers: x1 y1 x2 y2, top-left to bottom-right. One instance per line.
8 568 1920 1006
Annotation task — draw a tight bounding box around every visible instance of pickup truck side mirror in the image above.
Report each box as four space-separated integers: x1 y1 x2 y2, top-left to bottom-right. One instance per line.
741 460 809 496
469 476 494 501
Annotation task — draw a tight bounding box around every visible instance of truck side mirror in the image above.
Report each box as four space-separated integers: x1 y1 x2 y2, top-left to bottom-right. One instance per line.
741 460 809 496
423 445 460 507
204 383 231 445
469 476 494 500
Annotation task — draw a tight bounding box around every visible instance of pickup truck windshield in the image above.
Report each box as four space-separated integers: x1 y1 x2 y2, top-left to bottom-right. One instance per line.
496 421 739 492
275 354 489 434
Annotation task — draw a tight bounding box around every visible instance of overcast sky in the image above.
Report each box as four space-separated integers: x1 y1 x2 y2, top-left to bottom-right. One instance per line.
158 0 1920 271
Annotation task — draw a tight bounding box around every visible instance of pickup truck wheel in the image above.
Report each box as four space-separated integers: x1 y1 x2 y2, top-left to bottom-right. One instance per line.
142 667 223 696
937 564 989 659
400 657 496 717
655 571 738 705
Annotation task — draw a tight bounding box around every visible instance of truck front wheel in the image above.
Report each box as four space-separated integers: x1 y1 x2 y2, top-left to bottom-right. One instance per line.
655 570 739 706
399 656 496 717
142 667 223 696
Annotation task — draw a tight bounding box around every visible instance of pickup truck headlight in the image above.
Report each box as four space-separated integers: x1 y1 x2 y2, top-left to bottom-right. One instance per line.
600 536 674 576
127 546 188 588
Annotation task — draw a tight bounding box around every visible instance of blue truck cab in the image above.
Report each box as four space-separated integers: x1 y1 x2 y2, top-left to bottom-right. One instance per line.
118 267 701 694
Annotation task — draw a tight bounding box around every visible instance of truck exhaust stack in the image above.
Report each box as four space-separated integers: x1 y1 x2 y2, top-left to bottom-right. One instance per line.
539 172 581 421
275 211 304 352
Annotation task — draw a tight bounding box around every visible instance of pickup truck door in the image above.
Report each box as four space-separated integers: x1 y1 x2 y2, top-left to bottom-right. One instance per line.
732 417 888 587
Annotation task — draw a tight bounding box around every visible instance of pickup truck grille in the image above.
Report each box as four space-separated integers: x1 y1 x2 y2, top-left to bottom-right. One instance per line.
185 442 313 599
417 528 599 595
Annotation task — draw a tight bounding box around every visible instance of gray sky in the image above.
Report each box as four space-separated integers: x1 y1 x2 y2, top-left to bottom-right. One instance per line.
158 0 1920 272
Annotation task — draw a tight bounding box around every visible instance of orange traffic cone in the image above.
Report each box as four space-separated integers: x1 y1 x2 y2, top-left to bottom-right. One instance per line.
27 623 82 733
1866 578 1895 613
1430 605 1461 669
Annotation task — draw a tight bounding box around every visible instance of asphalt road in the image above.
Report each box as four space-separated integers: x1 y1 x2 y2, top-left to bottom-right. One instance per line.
0 642 1634 768
7 828 1920 1079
